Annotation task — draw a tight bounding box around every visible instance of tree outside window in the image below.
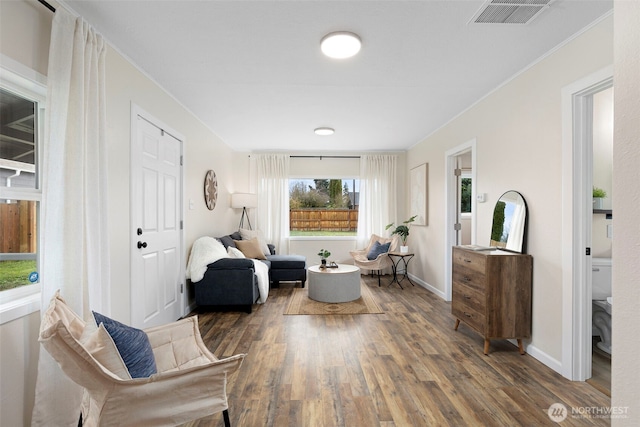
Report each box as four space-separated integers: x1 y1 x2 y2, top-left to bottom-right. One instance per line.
289 179 359 236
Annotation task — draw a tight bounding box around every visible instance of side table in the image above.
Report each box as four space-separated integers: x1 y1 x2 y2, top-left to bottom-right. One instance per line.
387 252 415 289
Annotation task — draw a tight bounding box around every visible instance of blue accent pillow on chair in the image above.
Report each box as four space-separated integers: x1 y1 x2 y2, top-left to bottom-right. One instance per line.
367 241 391 260
92 311 157 378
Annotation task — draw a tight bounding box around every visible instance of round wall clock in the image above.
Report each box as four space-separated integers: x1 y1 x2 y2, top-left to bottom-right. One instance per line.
204 170 218 210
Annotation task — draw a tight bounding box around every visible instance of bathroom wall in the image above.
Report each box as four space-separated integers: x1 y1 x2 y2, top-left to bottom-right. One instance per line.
591 86 613 258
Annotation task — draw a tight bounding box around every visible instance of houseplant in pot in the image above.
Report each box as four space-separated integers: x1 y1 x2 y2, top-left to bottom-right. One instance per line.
593 187 607 209
386 215 417 253
318 249 331 268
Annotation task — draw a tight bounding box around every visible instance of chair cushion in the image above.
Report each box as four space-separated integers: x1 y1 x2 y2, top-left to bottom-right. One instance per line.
367 241 391 260
93 311 157 378
235 238 267 260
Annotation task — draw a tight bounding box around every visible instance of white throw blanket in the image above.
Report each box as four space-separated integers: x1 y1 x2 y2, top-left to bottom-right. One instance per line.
186 236 269 303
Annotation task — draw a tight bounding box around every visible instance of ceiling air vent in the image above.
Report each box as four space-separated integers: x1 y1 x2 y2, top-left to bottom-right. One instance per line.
470 0 553 24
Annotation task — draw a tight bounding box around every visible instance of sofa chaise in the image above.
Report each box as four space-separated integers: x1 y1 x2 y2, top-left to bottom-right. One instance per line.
191 231 306 313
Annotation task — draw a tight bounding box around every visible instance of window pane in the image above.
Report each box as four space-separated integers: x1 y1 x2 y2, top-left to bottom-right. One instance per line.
0 199 39 290
289 179 359 236
461 178 472 213
0 87 37 190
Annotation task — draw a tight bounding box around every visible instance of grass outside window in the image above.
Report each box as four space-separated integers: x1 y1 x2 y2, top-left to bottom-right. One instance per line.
0 260 38 291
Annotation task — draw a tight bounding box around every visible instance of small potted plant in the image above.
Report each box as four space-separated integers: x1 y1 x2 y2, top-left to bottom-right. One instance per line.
318 249 331 268
593 187 607 209
385 215 417 253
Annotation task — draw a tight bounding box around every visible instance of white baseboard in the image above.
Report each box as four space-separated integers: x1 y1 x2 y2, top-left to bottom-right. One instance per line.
508 339 563 375
408 273 447 300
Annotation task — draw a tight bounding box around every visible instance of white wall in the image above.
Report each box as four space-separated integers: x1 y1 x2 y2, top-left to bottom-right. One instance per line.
612 0 640 423
406 16 613 364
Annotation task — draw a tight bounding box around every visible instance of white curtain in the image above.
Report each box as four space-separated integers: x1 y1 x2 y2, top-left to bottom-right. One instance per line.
32 9 110 426
255 154 290 254
356 155 398 248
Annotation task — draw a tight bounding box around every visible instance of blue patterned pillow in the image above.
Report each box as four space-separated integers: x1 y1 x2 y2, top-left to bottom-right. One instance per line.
367 241 391 260
92 311 157 378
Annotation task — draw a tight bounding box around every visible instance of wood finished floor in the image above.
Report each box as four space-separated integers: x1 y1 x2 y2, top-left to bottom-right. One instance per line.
183 276 610 427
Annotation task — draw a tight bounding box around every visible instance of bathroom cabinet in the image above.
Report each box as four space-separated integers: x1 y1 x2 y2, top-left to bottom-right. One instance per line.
452 246 533 355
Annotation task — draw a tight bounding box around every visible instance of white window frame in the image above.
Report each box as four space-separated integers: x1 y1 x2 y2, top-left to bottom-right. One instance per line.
288 177 359 241
0 55 46 324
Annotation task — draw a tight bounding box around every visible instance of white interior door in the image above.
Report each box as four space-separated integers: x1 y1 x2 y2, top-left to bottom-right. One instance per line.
131 107 184 329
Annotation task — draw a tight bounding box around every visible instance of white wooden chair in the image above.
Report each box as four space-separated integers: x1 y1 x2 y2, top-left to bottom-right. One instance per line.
38 292 245 426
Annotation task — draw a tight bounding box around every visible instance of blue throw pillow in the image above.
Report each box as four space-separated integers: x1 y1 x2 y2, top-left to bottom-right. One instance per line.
367 241 391 260
92 311 157 378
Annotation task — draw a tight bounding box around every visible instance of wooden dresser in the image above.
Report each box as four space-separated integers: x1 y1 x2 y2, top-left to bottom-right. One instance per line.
452 246 532 355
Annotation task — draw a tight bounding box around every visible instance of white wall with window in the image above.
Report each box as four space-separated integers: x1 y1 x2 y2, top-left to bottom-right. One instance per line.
285 154 406 266
0 55 46 426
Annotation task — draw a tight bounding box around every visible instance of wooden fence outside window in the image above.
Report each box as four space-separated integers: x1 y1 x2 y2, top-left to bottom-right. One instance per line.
290 208 358 232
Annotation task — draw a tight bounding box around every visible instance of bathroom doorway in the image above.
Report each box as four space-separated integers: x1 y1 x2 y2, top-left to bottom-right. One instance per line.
560 66 612 384
588 86 613 396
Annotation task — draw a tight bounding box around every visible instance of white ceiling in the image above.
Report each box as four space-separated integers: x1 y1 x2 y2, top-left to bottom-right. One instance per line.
64 0 612 153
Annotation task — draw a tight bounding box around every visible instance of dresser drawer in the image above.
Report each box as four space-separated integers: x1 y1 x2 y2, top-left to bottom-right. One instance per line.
452 268 485 293
452 301 485 335
452 282 486 313
452 248 486 275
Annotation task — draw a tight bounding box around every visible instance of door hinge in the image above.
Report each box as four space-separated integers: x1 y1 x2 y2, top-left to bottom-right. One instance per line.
454 168 462 177
180 220 183 230
180 283 184 294
180 155 183 166
454 223 462 231
586 247 591 256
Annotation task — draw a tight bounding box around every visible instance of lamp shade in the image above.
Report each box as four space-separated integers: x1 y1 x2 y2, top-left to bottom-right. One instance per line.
231 193 257 209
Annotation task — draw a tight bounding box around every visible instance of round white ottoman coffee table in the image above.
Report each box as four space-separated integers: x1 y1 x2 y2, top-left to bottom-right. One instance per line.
308 264 361 303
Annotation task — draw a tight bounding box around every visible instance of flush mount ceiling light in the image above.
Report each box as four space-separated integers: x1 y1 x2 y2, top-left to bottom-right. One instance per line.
320 32 361 59
314 127 335 136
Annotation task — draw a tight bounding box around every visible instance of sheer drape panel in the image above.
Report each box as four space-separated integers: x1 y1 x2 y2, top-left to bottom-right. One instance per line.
32 9 110 426
356 155 398 248
255 154 290 254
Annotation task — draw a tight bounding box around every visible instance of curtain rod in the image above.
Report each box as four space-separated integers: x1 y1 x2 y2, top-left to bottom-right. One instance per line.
290 155 360 159
38 0 56 13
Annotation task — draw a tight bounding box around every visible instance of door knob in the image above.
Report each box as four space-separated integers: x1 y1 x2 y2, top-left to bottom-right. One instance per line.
137 241 147 249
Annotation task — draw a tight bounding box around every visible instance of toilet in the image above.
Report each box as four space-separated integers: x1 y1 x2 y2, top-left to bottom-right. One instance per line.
592 257 612 354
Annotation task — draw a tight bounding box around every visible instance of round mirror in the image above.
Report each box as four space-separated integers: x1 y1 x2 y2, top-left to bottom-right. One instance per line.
490 191 528 253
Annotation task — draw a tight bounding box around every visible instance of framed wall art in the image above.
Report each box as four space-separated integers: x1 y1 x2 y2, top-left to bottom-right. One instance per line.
410 163 428 225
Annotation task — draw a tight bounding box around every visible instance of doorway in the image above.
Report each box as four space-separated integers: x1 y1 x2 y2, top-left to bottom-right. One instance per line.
130 105 185 329
560 66 613 383
444 139 477 301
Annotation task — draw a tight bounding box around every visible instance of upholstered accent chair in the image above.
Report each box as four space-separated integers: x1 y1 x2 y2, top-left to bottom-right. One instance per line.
350 234 400 286
38 292 245 426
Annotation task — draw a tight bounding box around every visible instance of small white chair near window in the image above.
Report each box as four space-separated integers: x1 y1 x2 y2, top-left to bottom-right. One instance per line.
349 234 399 286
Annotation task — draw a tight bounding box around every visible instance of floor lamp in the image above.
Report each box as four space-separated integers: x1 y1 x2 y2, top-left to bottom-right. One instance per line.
231 193 258 230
